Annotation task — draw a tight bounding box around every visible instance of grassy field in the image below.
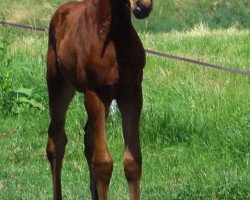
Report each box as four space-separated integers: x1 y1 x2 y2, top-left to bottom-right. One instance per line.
1 0 250 199
0 0 250 32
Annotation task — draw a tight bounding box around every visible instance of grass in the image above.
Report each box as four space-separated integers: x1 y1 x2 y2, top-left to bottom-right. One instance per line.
0 0 250 32
0 0 250 199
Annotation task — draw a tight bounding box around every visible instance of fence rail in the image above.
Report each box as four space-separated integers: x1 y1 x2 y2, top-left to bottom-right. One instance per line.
1 21 250 77
0 21 47 32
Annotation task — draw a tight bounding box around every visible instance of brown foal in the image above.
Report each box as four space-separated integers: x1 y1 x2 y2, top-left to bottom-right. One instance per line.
46 0 152 199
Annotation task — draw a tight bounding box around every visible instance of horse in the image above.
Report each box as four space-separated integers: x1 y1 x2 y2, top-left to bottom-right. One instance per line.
46 0 153 199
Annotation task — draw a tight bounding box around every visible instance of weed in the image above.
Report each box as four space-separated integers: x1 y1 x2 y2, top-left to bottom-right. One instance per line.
0 26 14 113
0 26 44 114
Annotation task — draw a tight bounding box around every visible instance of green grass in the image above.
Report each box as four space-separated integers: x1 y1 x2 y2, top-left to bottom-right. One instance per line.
1 0 250 199
0 0 250 32
135 0 250 32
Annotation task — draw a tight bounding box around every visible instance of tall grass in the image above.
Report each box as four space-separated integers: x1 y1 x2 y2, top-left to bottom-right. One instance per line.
0 24 249 199
0 0 250 32
134 0 250 32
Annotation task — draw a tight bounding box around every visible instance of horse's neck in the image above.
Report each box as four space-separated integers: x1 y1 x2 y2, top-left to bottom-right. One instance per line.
95 0 112 24
95 0 130 26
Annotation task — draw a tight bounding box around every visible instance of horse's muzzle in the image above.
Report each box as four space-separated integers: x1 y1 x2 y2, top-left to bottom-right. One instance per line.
132 0 152 19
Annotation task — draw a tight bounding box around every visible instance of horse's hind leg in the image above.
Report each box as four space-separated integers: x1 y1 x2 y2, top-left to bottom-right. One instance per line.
117 84 143 200
46 44 75 200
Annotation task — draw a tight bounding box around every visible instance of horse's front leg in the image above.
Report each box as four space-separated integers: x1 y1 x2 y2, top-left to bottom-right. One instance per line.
117 83 143 200
46 44 75 200
84 90 113 200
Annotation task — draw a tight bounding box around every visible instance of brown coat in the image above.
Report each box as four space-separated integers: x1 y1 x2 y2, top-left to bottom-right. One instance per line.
46 0 153 199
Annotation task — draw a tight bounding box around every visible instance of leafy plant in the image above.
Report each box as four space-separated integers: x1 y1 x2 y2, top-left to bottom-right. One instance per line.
0 26 44 114
11 87 45 113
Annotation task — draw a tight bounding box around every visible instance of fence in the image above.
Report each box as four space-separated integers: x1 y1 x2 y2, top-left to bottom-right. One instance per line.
1 21 250 77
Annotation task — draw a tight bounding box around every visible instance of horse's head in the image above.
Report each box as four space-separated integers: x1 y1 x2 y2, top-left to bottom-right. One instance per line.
129 0 153 19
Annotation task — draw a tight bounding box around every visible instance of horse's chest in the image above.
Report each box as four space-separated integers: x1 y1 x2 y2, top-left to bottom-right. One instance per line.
86 50 119 87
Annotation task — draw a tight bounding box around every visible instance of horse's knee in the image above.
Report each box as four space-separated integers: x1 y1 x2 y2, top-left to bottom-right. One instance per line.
92 154 113 184
46 137 55 163
46 125 67 163
124 152 142 182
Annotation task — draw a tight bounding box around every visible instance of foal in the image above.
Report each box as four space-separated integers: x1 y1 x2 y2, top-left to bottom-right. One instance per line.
46 0 152 199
